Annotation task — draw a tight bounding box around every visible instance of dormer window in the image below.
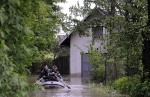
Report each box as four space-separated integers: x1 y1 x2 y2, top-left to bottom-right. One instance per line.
92 25 103 38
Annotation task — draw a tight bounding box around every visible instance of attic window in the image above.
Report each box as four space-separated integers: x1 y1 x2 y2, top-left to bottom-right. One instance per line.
92 25 103 38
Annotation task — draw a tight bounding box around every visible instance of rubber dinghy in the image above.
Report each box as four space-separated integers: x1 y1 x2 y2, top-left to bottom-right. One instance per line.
36 77 65 88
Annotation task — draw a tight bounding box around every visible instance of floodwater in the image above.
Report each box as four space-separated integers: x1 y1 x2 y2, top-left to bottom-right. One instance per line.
28 75 125 97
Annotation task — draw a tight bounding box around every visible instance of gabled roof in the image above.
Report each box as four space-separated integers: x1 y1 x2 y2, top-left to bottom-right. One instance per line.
83 8 108 22
59 32 72 46
59 8 107 46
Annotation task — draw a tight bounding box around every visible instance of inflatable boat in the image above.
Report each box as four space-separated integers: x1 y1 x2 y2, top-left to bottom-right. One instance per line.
36 77 65 88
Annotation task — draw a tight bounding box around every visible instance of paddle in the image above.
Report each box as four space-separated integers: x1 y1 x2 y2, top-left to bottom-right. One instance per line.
34 77 44 85
55 75 71 89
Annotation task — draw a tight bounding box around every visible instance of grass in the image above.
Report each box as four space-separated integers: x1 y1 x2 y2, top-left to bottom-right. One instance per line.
90 83 128 97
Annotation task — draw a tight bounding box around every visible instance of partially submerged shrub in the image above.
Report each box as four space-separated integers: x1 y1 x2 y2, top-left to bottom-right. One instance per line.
112 76 140 94
90 65 105 83
130 80 150 97
87 46 105 83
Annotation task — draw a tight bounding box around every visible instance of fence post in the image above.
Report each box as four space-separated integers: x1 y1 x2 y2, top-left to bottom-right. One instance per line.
104 53 108 85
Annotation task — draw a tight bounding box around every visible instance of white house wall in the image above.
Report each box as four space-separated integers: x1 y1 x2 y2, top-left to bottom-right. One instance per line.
70 30 105 76
70 32 90 75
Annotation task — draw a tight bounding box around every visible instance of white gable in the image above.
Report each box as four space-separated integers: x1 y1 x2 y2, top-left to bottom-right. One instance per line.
70 29 106 75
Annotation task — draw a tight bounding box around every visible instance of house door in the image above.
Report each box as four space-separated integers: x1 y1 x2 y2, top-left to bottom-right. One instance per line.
81 54 92 80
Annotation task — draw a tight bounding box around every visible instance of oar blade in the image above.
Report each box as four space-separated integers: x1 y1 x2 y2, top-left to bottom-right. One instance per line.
66 85 71 89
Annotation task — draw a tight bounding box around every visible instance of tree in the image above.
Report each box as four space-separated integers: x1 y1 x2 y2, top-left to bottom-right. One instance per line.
50 40 70 60
68 0 150 96
0 0 63 96
142 0 150 81
69 0 148 78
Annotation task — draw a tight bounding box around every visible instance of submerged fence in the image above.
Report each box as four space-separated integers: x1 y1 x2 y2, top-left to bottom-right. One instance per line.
53 56 70 75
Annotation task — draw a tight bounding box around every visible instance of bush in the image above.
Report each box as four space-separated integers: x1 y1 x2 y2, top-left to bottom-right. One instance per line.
86 46 105 83
130 80 150 97
91 83 116 95
90 65 105 83
112 76 140 94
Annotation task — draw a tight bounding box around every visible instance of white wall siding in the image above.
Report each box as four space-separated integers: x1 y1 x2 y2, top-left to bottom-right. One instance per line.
70 32 92 75
70 31 106 75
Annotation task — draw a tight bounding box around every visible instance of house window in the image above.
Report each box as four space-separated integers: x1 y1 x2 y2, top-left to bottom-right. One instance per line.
92 26 103 38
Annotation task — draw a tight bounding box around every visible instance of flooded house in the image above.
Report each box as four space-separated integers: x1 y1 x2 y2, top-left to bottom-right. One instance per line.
59 8 108 80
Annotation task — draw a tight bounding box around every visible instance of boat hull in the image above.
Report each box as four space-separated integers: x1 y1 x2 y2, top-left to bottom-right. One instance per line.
37 80 65 88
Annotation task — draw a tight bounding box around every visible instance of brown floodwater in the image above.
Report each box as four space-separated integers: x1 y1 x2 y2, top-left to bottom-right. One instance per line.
28 75 126 97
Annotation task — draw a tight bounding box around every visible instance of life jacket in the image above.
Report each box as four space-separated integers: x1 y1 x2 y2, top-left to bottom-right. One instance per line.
42 69 51 77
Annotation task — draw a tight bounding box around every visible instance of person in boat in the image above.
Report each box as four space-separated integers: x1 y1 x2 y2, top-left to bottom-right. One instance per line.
38 64 51 81
50 65 63 82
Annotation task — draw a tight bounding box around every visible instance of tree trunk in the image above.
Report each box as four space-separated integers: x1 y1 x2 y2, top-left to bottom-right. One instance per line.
124 0 131 76
142 0 150 81
148 0 150 27
114 62 118 79
111 0 116 16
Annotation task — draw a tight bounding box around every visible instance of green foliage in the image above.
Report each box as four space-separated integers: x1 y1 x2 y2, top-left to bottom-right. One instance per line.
90 66 105 83
0 0 35 96
130 81 150 97
87 46 105 66
0 0 62 96
70 0 149 96
113 76 150 97
70 0 147 75
87 46 105 83
82 0 146 77
49 39 70 59
112 76 140 94
31 0 60 61
106 0 147 76
91 83 116 95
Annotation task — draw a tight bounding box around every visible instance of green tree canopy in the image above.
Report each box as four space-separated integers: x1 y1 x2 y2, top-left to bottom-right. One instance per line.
69 0 148 77
0 0 64 96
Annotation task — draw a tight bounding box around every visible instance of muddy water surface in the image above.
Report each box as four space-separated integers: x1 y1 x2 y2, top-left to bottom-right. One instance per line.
28 75 118 97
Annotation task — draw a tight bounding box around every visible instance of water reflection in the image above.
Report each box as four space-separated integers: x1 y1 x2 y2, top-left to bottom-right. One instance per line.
29 76 111 97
